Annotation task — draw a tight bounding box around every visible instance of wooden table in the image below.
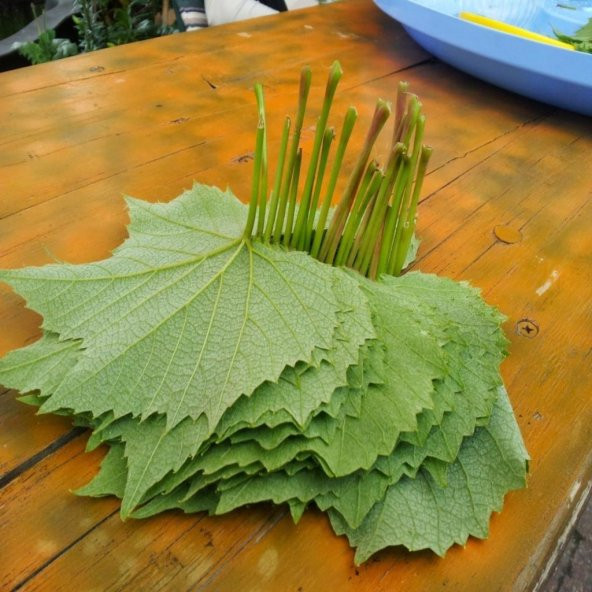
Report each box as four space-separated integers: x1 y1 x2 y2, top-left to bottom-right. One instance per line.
1 1 591 590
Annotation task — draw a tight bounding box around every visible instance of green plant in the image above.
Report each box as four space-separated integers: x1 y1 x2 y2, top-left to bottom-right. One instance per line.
18 1 175 66
17 27 78 64
73 0 174 53
555 17 592 53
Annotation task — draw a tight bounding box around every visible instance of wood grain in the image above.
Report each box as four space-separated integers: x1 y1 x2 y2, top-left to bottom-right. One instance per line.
0 1 590 591
0 437 116 590
0 387 74 478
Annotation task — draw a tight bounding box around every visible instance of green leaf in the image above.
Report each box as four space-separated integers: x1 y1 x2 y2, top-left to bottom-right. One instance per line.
289 499 307 523
0 332 81 397
214 268 375 434
98 414 209 517
574 18 592 41
0 185 339 430
76 443 128 499
202 273 510 528
133 483 219 518
78 267 374 516
330 387 528 563
555 18 592 53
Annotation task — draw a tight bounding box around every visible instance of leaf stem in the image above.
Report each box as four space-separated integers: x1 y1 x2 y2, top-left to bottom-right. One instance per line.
347 174 382 268
356 144 404 276
376 149 409 276
334 159 380 267
368 227 384 281
243 84 265 239
388 113 425 275
310 105 358 259
400 95 421 149
393 83 410 145
263 116 291 241
282 148 303 246
319 99 391 264
392 144 432 276
255 84 268 237
272 66 312 243
291 61 343 250
302 126 335 251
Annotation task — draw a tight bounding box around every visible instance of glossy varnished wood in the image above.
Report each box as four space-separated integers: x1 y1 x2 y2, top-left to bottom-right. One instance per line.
0 1 590 590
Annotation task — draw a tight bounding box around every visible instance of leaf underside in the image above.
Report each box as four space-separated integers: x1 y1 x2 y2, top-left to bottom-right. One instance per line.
0 184 527 563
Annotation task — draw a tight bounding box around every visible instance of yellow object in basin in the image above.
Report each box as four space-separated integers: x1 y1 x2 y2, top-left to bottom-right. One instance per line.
459 12 575 50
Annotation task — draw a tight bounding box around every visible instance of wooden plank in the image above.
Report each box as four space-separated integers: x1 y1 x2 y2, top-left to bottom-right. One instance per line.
0 1 590 590
0 437 116 590
0 388 73 479
18 506 285 591
0 0 407 98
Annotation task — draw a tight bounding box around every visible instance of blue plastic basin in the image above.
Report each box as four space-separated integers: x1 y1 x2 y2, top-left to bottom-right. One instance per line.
374 0 592 116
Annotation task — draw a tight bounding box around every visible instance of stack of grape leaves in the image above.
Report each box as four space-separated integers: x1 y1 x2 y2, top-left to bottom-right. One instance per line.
0 63 528 565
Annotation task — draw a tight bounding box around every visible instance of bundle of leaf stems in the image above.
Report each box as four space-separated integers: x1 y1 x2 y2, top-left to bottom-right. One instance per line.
243 61 432 280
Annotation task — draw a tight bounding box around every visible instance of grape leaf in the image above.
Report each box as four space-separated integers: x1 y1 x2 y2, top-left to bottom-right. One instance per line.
76 443 128 499
77 265 374 516
214 267 375 435
191 273 510 527
0 332 81 398
329 387 528 563
1 270 372 519
0 185 340 431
